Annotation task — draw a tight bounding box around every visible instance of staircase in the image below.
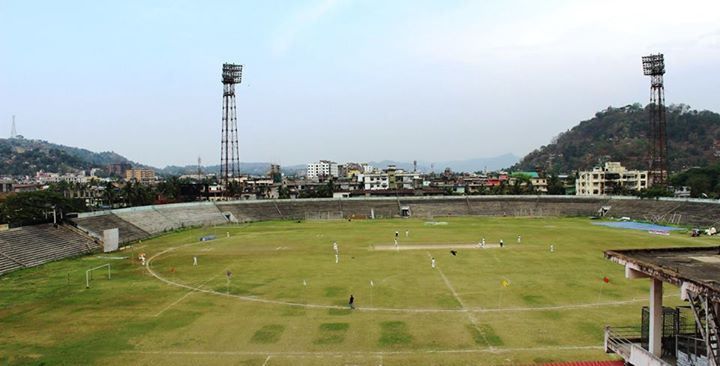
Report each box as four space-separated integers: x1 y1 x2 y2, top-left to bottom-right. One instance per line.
688 292 720 366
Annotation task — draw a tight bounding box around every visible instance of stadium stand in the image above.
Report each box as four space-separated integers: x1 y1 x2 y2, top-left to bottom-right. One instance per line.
153 202 228 228
107 203 228 235
0 224 98 275
72 212 150 244
113 206 177 234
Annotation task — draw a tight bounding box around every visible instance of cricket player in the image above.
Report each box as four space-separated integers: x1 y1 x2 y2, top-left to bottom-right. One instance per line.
431 257 436 269
193 256 198 266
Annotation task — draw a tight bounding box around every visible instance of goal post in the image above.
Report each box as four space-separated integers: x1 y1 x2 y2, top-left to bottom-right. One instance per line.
86 263 111 288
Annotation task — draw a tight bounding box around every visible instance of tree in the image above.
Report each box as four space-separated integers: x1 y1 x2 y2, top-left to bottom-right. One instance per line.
102 181 118 207
546 174 565 195
0 190 88 227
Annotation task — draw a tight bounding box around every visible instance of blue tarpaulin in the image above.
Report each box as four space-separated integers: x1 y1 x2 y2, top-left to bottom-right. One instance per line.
592 221 682 232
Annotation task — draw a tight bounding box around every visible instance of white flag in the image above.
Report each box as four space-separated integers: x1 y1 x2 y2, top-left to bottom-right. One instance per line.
370 280 374 287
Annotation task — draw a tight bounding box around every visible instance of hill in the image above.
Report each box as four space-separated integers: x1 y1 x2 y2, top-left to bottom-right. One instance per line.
512 103 720 173
0 138 140 176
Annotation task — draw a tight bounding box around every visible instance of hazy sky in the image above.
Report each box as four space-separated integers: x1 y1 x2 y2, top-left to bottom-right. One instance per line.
2 0 719 167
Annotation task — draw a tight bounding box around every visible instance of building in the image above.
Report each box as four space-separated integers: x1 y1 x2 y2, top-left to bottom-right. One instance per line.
306 160 339 179
124 169 156 182
511 172 548 194
35 170 93 184
361 165 422 191
107 163 132 177
576 162 648 196
604 246 720 365
0 179 13 193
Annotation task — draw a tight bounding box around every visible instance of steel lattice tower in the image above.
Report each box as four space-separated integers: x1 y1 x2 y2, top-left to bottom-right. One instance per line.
642 54 668 186
220 63 243 188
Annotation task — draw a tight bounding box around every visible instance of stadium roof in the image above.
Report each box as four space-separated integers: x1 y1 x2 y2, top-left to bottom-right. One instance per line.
605 246 720 302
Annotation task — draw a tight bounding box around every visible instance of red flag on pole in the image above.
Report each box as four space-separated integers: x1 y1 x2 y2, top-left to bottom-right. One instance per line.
603 276 609 283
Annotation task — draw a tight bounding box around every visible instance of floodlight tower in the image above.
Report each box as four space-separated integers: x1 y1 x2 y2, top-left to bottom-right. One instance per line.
642 54 668 186
220 63 243 188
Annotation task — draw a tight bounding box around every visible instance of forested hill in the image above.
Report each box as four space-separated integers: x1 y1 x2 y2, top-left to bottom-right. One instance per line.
512 104 720 173
0 138 139 176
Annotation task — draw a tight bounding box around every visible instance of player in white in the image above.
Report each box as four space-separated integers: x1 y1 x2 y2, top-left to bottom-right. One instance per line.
333 241 338 254
405 230 409 238
335 253 339 264
550 244 555 253
481 238 486 248
431 257 436 269
193 256 198 266
517 235 521 243
139 253 146 266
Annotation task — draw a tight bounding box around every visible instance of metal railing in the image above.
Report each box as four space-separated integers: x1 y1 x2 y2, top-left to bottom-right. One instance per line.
606 326 642 358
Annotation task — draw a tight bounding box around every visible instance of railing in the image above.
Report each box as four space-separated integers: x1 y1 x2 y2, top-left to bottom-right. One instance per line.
677 334 708 364
606 326 642 358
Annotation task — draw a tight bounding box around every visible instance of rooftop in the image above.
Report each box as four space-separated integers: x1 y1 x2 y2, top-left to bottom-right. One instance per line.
605 246 720 301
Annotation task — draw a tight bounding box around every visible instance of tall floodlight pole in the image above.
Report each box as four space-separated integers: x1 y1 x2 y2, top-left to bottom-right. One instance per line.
642 54 668 187
220 63 243 189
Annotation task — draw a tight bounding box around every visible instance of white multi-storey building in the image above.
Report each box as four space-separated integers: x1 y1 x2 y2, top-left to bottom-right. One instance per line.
35 170 92 184
361 165 422 190
576 162 648 196
306 160 339 179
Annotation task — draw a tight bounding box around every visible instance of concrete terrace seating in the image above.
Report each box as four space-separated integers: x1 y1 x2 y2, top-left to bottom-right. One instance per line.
72 213 150 244
114 207 177 234
153 203 228 228
218 201 285 222
114 203 228 235
0 224 97 274
0 254 22 275
607 198 687 223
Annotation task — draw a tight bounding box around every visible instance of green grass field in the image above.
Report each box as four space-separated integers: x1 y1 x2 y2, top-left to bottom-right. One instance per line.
1 217 716 365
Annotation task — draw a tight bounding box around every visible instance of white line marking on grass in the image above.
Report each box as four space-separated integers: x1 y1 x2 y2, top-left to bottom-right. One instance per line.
261 355 271 366
426 252 493 350
120 345 602 357
146 242 680 315
154 272 224 317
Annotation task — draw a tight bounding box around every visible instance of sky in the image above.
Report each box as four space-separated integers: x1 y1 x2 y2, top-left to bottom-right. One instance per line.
1 0 720 168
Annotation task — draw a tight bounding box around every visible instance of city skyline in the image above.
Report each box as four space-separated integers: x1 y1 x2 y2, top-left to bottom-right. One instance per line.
2 0 720 167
